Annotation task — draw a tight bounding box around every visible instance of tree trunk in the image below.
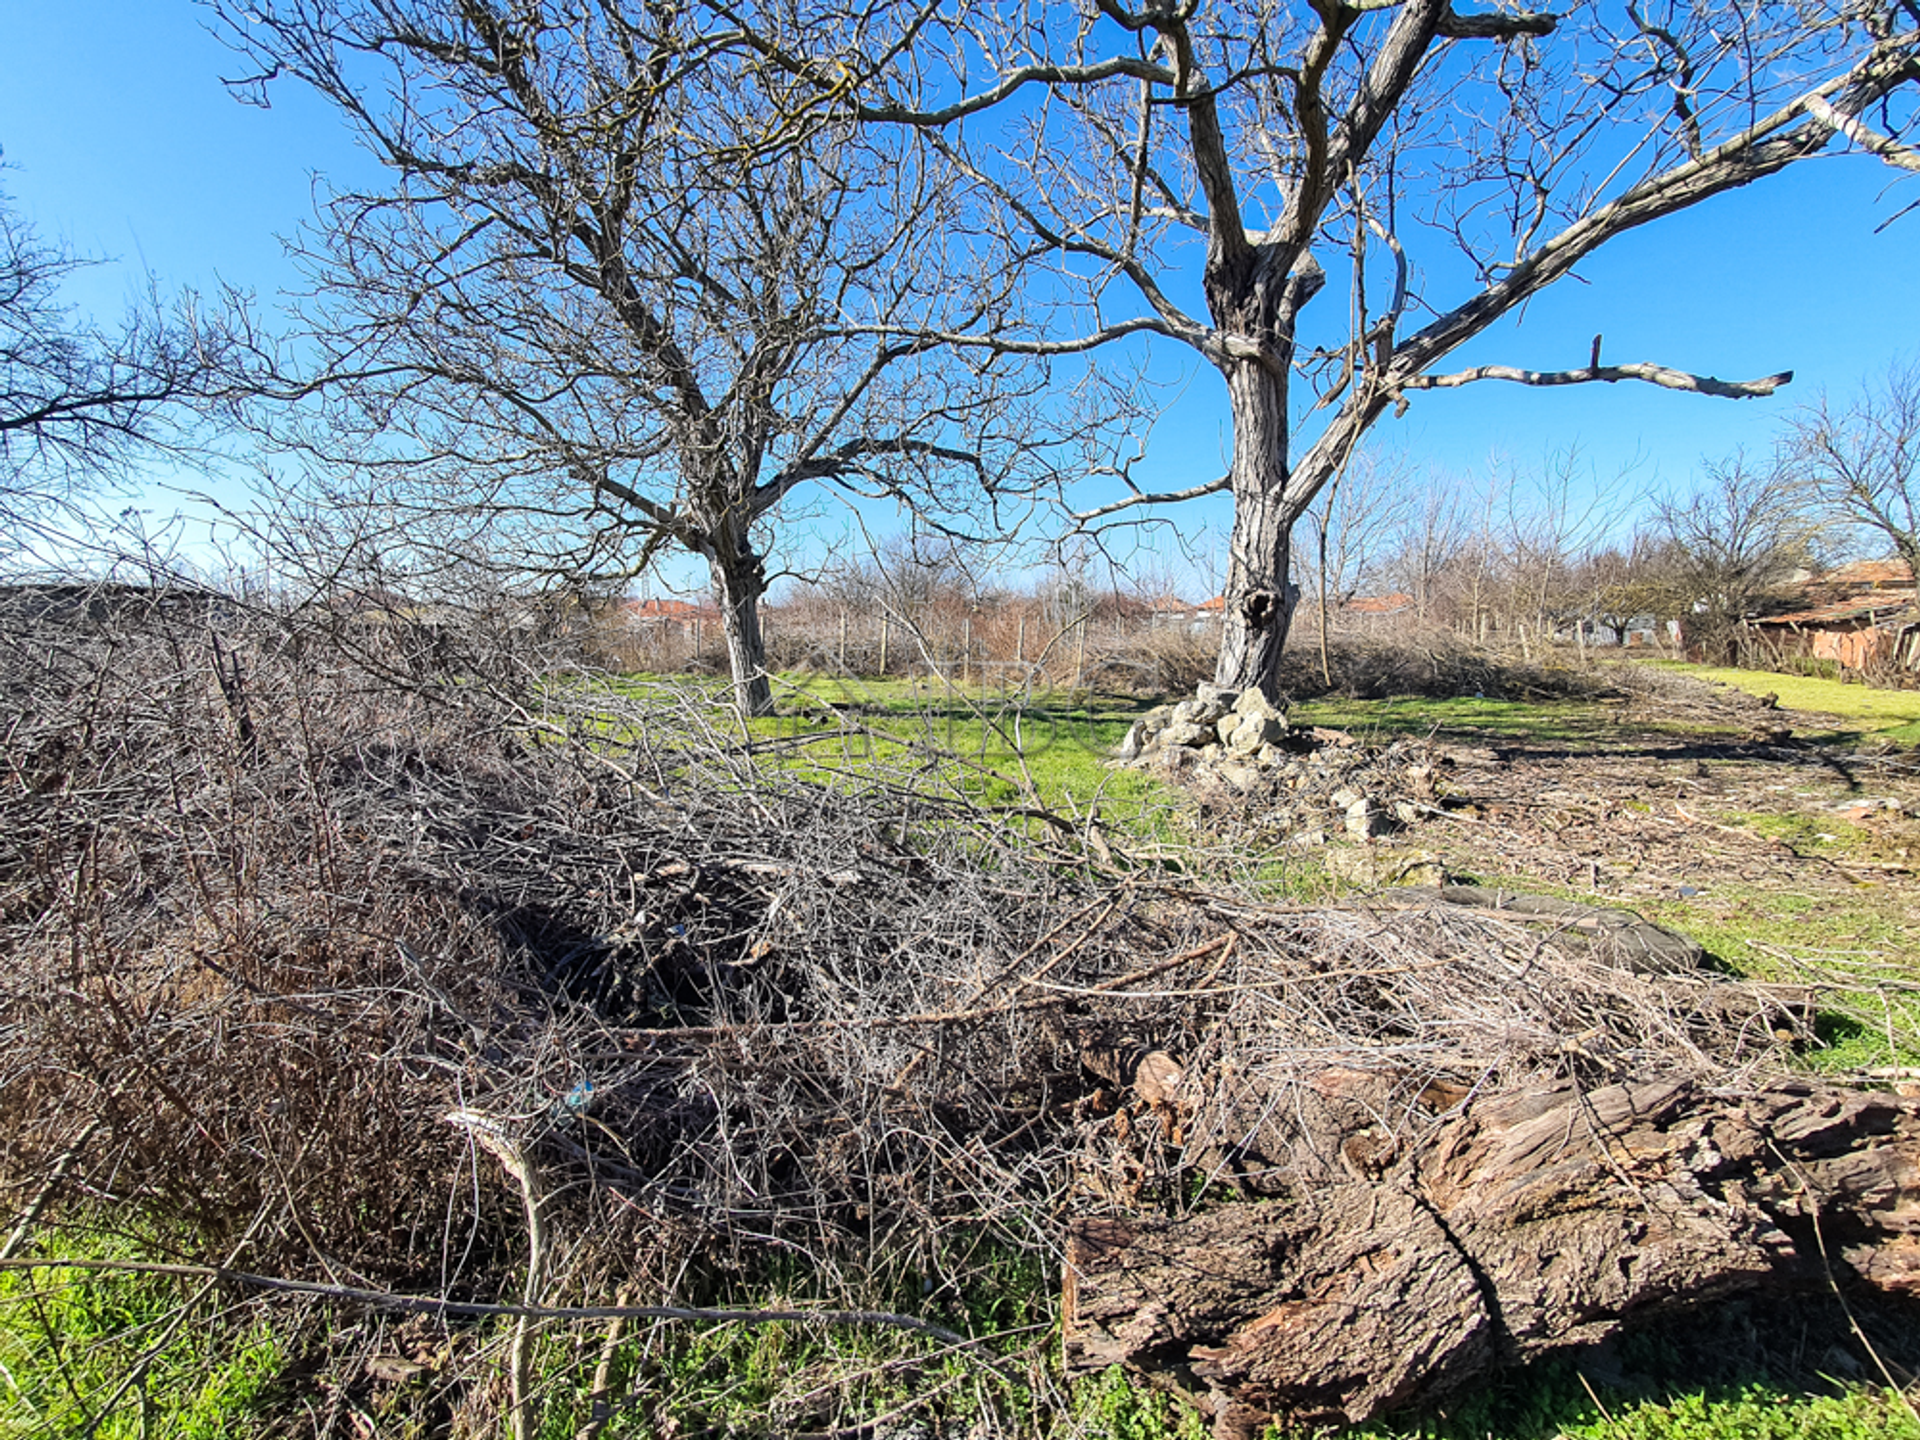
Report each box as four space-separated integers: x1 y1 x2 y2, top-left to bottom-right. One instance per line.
708 540 773 719
1064 1075 1920 1438
1214 360 1300 701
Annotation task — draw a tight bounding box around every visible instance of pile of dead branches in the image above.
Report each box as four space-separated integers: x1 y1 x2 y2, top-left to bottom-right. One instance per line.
1 586 1906 1437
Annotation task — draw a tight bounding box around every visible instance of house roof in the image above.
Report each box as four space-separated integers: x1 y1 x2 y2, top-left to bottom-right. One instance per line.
1751 590 1919 627
1821 558 1914 587
1343 592 1414 615
619 597 718 620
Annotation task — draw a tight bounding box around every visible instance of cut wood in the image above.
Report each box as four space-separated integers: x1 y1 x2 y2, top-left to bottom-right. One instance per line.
1064 1076 1920 1438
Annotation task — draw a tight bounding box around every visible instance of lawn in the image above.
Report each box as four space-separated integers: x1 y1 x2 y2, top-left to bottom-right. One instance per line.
1644 660 1920 742
599 669 1186 835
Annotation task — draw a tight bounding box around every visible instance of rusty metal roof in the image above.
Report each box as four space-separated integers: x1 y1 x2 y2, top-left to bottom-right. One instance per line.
1751 590 1919 627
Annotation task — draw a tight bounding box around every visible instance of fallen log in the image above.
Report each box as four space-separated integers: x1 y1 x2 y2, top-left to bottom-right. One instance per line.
1064 1075 1920 1438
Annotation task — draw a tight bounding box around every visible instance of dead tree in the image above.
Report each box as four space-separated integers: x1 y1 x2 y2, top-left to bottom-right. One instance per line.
1066 1072 1920 1436
1788 357 1920 579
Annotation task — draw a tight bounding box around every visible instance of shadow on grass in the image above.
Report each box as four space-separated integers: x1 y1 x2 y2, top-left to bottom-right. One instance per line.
1348 1290 1920 1440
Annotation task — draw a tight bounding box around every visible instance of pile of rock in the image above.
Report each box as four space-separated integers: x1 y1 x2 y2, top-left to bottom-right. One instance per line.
1116 683 1448 846
1116 682 1292 769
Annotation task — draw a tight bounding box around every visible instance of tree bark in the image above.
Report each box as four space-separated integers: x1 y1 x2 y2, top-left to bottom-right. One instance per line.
1064 1075 1920 1438
1213 359 1301 701
708 537 774 719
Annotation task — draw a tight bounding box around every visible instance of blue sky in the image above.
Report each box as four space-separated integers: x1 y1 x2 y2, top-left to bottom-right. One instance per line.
4 3 1917 594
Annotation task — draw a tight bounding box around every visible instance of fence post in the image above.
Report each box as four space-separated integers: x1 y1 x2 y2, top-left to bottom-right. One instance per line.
1074 614 1089 689
879 614 889 676
839 610 848 671
962 616 972 687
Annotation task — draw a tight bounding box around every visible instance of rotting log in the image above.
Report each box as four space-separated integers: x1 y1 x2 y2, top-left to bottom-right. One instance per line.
1063 1076 1920 1438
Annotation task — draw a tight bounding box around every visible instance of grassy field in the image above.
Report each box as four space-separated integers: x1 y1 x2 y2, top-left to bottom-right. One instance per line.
1646 660 1920 742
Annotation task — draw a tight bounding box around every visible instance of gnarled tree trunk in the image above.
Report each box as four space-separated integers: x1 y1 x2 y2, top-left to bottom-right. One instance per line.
1065 1075 1920 1438
1213 358 1302 701
707 532 774 719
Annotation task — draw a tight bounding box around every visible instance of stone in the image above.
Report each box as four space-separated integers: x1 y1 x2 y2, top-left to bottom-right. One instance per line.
1116 722 1145 761
1232 687 1287 723
1291 829 1328 848
1345 798 1385 839
1195 682 1240 709
1392 800 1421 824
1215 761 1264 794
1242 714 1288 748
1256 744 1289 767
1152 744 1198 774
1326 847 1449 888
1329 787 1363 810
1225 721 1266 756
1158 721 1211 748
1216 715 1242 746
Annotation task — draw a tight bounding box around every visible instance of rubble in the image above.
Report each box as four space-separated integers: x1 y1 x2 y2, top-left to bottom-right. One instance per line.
1118 684 1452 848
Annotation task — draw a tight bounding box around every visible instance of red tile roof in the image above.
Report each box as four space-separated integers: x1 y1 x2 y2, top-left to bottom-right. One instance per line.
618 598 718 620
1822 559 1914 587
1343 592 1414 615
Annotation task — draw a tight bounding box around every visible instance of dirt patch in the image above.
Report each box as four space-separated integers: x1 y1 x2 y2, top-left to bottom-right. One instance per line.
1407 731 1920 898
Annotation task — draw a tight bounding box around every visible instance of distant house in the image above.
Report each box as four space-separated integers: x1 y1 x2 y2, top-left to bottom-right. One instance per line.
614 596 722 636
1181 595 1227 632
1341 591 1413 618
1746 559 1919 674
1818 558 1914 591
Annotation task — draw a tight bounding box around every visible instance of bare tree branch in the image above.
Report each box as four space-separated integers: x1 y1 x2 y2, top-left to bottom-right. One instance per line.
1073 472 1233 523
1807 95 1920 170
1399 360 1793 399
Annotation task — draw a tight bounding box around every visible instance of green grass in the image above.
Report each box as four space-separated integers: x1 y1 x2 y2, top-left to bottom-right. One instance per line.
0 1231 284 1439
1335 1378 1920 1440
1070 1361 1920 1440
588 670 1195 844
1644 661 1920 743
522 1243 1061 1439
1289 693 1635 744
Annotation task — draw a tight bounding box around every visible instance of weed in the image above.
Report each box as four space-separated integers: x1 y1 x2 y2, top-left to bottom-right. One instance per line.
0 1228 284 1439
1077 1367 1210 1440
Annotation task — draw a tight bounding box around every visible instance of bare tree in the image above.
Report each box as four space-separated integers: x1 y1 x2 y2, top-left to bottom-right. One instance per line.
1788 357 1920 578
1294 450 1414 680
1494 451 1619 656
1579 532 1685 647
1654 452 1822 662
0 188 235 551
1382 478 1468 626
211 1 1045 717
746 0 1919 699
